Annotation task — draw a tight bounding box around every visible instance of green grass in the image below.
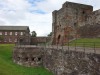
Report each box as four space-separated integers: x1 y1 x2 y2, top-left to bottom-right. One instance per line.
66 38 100 48
0 44 53 75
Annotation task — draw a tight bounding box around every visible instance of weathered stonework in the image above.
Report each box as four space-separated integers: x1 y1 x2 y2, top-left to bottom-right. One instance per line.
86 9 100 25
13 46 44 67
13 1 100 75
43 48 100 75
13 46 100 75
77 24 100 38
31 37 51 45
52 1 100 45
52 1 93 45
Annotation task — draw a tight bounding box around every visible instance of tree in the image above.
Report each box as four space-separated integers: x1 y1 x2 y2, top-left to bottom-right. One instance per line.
31 31 37 37
48 32 52 36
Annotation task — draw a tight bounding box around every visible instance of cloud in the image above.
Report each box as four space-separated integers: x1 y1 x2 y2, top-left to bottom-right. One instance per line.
0 0 53 36
18 12 52 36
0 0 100 36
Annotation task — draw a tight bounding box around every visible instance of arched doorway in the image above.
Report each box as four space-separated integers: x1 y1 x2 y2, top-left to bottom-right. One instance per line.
57 35 61 44
19 38 24 45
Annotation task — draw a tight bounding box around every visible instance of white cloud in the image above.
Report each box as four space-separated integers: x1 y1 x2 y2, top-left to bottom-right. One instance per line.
0 0 100 36
18 12 52 36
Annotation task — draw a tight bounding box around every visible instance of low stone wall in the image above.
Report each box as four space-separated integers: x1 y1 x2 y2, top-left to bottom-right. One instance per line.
31 37 51 45
13 46 100 75
13 46 44 67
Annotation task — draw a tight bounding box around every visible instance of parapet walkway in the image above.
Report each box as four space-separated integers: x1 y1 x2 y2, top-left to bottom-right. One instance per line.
16 45 100 54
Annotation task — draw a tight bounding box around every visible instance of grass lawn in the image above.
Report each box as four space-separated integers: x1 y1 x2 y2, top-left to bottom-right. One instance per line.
0 44 53 75
66 38 100 48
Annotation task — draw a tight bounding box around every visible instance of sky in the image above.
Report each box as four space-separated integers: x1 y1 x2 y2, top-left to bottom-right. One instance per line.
0 0 100 36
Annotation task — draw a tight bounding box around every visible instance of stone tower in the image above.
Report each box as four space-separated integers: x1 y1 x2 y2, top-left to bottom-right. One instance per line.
52 1 93 45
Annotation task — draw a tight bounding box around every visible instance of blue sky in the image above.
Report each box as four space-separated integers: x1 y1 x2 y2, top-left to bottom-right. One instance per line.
0 0 100 36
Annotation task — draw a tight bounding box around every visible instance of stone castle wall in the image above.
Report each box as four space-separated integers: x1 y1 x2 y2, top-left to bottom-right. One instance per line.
52 1 93 45
13 2 100 75
31 37 51 45
86 9 100 25
52 1 100 45
77 9 100 38
77 24 100 38
43 47 100 75
13 46 100 75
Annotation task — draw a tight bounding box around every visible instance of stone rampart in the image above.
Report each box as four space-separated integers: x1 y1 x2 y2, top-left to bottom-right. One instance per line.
31 37 51 45
44 47 100 75
13 45 100 75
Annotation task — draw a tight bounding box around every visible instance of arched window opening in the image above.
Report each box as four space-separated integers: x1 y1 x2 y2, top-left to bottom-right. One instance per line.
25 57 28 61
17 57 20 61
82 11 85 14
38 57 41 61
57 35 61 44
32 57 35 61
74 23 77 27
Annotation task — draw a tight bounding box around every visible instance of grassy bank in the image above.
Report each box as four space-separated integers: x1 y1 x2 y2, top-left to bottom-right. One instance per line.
0 44 53 75
66 38 100 48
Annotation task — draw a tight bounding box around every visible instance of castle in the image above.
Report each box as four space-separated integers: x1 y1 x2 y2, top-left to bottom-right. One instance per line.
13 1 100 75
52 1 100 45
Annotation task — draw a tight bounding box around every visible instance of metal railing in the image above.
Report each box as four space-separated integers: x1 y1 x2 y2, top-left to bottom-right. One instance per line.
15 42 100 54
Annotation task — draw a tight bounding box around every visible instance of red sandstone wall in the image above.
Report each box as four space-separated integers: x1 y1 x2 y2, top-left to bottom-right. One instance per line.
31 37 51 45
52 2 93 45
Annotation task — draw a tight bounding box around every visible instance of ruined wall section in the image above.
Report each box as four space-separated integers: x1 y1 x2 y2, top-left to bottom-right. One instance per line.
52 1 93 45
52 10 57 45
43 48 100 75
78 9 100 38
62 2 93 27
94 10 100 24
31 37 51 45
13 46 44 67
13 46 100 75
86 9 100 25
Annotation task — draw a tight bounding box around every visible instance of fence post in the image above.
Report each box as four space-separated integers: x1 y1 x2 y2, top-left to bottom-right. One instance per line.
62 41 63 50
57 42 58 49
94 42 96 54
61 37 64 50
68 42 69 51
83 42 86 58
83 42 85 53
75 42 76 51
62 45 63 50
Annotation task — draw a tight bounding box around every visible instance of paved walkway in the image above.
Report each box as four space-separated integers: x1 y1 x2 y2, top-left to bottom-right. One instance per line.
15 45 100 54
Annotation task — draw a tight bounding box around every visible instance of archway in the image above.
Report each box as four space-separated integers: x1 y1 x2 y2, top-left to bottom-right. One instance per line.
57 35 61 44
19 38 24 45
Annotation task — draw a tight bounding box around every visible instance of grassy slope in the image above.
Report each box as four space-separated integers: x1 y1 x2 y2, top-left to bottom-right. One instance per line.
0 44 53 75
67 38 100 48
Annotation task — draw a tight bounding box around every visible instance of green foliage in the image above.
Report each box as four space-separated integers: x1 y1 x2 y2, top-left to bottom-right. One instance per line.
66 38 100 48
48 32 52 36
31 31 37 37
0 44 53 75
